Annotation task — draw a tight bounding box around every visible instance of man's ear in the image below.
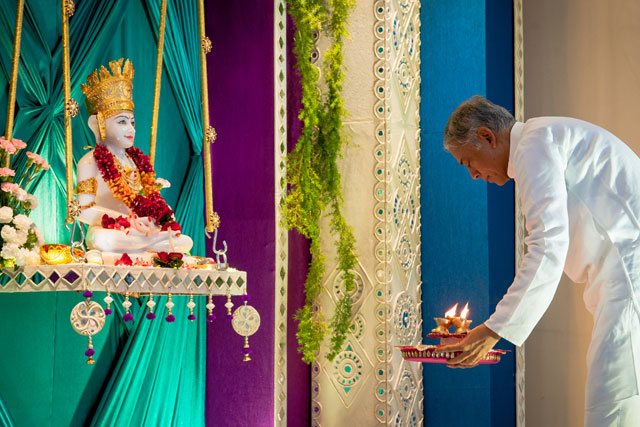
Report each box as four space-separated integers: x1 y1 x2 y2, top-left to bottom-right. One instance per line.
477 127 497 148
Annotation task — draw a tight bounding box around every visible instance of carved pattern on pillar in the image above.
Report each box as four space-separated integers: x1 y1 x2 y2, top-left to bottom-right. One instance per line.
273 0 288 425
513 0 526 426
311 1 421 425
375 0 423 425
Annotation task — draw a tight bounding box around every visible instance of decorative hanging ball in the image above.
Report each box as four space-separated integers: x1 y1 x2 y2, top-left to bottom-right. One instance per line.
66 199 81 223
165 294 175 322
65 98 79 117
104 292 113 316
206 295 216 323
122 293 133 322
210 212 221 230
201 36 212 54
206 126 217 144
146 294 156 320
64 0 75 17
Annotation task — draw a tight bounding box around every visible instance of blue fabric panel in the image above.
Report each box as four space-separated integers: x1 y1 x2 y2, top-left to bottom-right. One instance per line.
420 0 515 425
485 1 516 426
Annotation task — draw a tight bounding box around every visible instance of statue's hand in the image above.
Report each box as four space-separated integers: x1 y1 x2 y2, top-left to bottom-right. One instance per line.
129 216 160 234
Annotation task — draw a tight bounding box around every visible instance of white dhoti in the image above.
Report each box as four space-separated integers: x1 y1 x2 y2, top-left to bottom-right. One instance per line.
585 395 640 427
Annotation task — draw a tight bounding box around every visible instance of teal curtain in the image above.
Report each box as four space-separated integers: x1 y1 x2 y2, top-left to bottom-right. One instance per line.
90 0 206 425
0 0 206 425
0 392 15 427
0 2 132 425
144 0 206 253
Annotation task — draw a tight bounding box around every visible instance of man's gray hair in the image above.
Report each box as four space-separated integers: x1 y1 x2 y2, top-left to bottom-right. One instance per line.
443 95 515 151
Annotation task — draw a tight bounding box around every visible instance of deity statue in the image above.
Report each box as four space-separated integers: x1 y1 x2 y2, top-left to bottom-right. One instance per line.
75 58 193 264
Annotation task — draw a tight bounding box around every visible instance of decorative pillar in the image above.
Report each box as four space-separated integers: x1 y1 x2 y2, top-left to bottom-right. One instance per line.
312 1 423 425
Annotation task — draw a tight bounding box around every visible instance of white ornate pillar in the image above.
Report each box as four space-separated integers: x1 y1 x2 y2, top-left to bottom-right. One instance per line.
312 1 422 425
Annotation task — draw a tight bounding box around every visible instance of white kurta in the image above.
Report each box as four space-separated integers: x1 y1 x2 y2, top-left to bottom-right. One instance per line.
484 117 640 410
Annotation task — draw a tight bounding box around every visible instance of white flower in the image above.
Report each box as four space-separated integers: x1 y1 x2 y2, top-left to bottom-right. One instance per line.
14 188 27 202
156 178 171 189
25 194 38 210
1 225 17 243
14 247 32 266
0 243 19 259
25 248 40 266
13 214 32 231
0 206 13 223
11 230 28 246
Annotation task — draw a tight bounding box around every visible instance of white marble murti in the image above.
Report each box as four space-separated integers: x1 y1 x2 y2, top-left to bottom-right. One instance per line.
76 112 192 264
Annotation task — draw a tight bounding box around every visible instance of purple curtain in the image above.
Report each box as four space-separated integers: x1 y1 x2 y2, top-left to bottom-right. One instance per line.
205 3 311 426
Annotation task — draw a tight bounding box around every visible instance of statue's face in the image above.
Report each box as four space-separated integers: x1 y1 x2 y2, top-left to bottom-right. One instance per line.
104 112 135 149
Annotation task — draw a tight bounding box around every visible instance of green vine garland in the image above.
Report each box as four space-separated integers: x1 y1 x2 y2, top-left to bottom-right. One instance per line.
286 0 357 363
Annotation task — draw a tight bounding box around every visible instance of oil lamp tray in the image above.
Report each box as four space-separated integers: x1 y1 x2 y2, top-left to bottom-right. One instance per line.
397 345 508 364
427 332 467 339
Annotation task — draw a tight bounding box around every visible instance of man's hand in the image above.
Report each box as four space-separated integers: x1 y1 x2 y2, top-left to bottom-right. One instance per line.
439 323 500 369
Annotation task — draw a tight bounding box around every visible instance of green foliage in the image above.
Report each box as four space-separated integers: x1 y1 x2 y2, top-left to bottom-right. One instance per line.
286 0 357 363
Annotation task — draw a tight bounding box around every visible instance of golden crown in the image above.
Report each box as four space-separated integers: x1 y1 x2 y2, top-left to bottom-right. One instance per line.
81 58 135 119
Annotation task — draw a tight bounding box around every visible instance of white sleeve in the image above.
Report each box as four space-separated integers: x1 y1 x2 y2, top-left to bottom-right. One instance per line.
484 127 570 346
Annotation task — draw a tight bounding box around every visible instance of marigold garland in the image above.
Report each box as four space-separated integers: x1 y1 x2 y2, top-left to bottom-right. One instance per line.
93 144 180 230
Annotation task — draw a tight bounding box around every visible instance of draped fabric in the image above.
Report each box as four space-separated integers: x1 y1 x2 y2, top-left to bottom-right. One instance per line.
0 0 206 425
144 0 206 254
0 393 15 427
0 0 131 243
90 0 206 425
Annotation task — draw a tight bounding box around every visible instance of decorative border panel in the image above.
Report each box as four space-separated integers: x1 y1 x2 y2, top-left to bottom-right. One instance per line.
273 0 288 425
378 0 423 425
513 0 526 425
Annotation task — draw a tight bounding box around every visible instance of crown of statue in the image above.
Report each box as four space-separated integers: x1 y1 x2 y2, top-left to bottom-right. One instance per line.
81 58 135 119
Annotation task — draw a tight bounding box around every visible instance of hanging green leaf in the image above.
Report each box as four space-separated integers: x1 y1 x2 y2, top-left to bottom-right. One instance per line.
286 0 357 364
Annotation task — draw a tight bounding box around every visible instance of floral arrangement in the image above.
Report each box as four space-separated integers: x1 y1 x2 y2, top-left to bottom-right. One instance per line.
152 252 184 269
101 214 131 230
93 144 181 232
0 136 48 268
115 253 133 266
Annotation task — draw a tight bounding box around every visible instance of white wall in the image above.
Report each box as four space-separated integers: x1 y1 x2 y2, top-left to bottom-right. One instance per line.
523 0 640 425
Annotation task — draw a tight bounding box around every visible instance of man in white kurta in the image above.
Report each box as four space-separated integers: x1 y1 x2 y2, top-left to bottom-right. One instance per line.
440 96 640 426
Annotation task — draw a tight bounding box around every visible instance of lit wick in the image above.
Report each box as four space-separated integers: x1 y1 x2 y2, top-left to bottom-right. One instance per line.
431 303 458 334
452 302 472 334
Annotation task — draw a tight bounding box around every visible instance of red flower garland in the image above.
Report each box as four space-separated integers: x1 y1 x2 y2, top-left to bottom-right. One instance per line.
93 144 181 230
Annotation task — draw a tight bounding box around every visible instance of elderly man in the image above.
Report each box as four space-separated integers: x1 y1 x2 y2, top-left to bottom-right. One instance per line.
439 95 640 426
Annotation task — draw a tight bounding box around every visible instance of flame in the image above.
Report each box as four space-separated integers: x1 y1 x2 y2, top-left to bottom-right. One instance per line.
444 303 458 318
460 302 470 319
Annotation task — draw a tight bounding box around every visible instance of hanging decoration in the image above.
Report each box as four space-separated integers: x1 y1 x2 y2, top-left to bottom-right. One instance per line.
0 0 260 364
286 0 357 363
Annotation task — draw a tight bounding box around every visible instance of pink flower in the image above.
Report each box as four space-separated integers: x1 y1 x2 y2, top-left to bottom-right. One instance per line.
41 160 50 170
1 182 20 193
0 168 15 177
0 138 16 155
10 138 26 150
26 151 43 164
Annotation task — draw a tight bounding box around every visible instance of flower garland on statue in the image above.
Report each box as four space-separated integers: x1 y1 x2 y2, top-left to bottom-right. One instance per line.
93 144 181 232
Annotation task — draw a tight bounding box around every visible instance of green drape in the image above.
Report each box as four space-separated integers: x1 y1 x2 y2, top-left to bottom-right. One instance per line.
0 2 132 425
90 0 206 425
144 0 206 254
0 393 15 427
0 0 207 425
